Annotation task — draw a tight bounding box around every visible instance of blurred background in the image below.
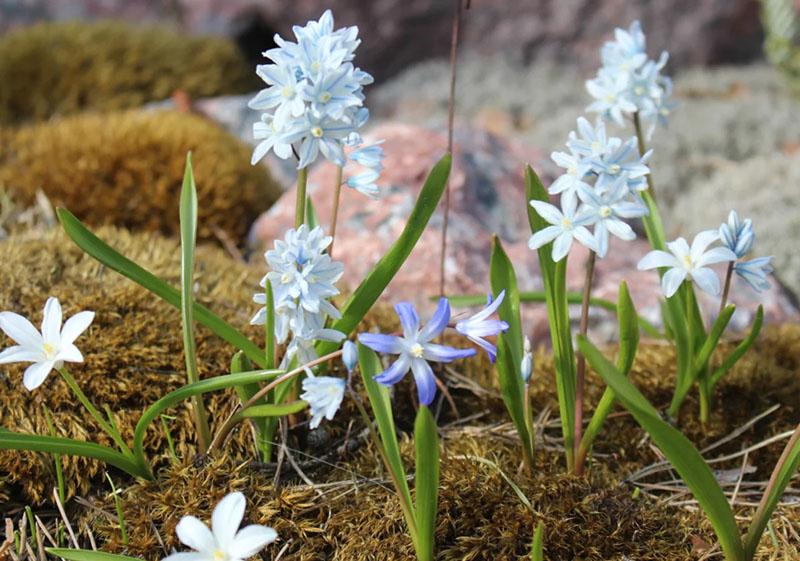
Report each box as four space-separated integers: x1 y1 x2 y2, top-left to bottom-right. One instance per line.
1 0 799 331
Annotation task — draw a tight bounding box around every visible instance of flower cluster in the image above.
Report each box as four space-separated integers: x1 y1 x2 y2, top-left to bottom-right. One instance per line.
719 210 774 292
359 294 508 405
248 10 385 196
251 225 345 364
529 117 650 260
586 21 676 136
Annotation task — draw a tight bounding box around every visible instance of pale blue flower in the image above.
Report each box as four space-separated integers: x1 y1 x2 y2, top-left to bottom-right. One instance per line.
719 210 755 259
454 291 509 362
549 149 593 210
248 63 307 128
302 64 363 119
282 113 352 169
520 336 533 383
577 176 648 258
600 20 647 71
637 230 737 297
734 256 774 293
358 299 476 406
567 117 615 159
350 142 385 169
342 340 358 373
586 69 637 126
528 197 599 261
346 169 380 198
301 374 346 429
251 114 294 165
591 137 651 193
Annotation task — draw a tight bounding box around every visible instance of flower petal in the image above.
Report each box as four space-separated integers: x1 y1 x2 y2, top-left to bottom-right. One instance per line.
410 358 437 406
529 201 563 226
422 343 477 363
0 312 43 349
690 230 720 261
552 231 574 262
41 297 62 345
162 553 209 561
374 355 411 386
394 302 420 339
637 250 678 271
418 298 450 342
528 226 561 250
661 268 687 298
57 343 84 363
212 492 246 551
691 267 721 296
175 516 215 553
0 345 43 365
60 311 94 346
23 361 54 391
696 247 736 268
229 525 278 559
357 333 403 355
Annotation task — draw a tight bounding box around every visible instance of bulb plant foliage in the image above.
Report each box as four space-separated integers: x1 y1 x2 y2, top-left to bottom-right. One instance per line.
0 13 797 561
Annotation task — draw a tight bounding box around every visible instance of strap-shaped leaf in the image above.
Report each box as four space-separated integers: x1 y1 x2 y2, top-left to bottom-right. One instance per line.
490 236 523 365
180 153 211 450
0 433 150 480
240 400 307 418
357 344 418 544
57 208 266 368
133 368 281 470
317 154 451 356
231 351 272 460
530 522 544 561
47 549 141 561
495 333 534 468
711 305 763 387
744 423 800 559
414 405 440 561
577 335 745 561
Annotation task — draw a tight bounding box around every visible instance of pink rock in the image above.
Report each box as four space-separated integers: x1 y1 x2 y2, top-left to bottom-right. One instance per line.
250 122 798 341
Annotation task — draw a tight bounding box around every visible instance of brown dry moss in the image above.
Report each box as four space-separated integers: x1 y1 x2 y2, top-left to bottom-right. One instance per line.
0 226 263 506
89 437 694 561
0 21 258 125
0 110 281 244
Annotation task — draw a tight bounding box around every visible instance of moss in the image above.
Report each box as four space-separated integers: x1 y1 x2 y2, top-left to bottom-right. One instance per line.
0 21 258 125
0 110 282 244
0 226 262 506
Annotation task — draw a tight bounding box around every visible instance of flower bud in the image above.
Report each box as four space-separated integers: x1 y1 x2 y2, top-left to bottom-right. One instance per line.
342 340 358 373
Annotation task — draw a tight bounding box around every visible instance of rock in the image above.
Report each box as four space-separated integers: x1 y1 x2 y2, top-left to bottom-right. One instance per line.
249 122 799 341
1 1 764 81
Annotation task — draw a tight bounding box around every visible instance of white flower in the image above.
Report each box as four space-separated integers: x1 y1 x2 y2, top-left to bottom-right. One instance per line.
637 230 737 297
528 197 599 261
577 177 648 258
520 336 533 383
163 492 276 561
0 297 94 391
549 148 593 210
300 374 346 429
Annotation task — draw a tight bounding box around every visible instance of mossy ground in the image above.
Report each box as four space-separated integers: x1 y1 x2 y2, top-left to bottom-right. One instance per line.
0 110 282 245
0 227 798 559
0 21 258 126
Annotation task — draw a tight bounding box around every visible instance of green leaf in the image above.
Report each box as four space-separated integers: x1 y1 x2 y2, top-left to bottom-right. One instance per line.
525 166 576 468
414 405 440 561
358 344 418 548
578 281 640 462
305 196 319 229
711 305 763 387
530 522 544 561
56 208 266 368
489 237 534 467
132 368 281 470
0 433 149 480
448 291 662 338
744 425 800 559
179 153 211 450
240 400 307 418
231 352 272 460
577 336 745 561
317 154 451 356
47 549 141 561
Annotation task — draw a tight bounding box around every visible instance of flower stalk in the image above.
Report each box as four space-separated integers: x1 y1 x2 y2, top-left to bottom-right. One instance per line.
573 250 596 474
295 166 309 228
329 165 344 257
